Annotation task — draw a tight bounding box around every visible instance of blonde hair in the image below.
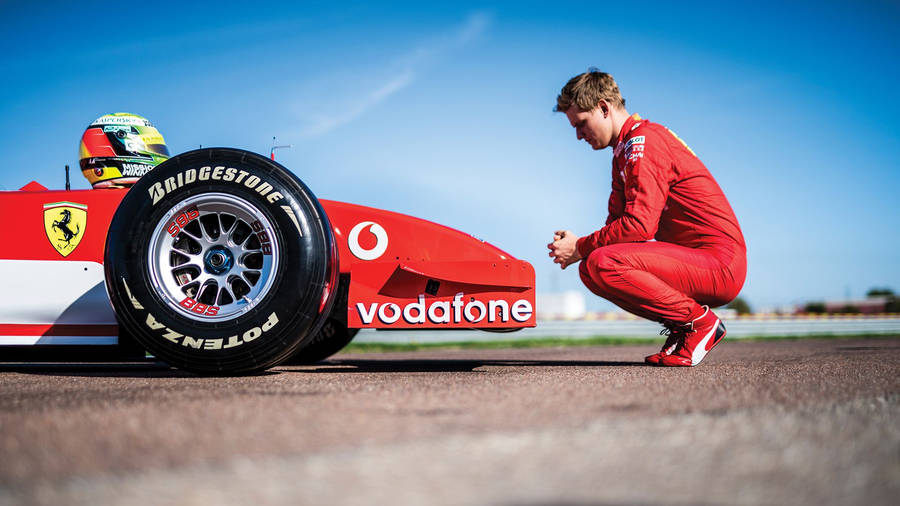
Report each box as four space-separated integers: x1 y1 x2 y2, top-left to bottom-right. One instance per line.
556 70 625 112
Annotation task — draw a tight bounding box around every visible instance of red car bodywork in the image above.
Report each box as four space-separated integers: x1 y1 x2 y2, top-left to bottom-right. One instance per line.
0 182 536 347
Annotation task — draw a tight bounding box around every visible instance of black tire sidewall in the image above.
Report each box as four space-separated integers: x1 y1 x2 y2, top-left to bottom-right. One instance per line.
285 274 358 364
105 148 336 374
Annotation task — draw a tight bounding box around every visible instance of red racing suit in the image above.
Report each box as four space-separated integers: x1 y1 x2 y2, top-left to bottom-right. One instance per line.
576 114 746 323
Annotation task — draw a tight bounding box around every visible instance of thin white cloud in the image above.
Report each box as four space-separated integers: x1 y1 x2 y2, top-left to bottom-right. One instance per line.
397 11 491 68
299 70 415 137
295 12 491 137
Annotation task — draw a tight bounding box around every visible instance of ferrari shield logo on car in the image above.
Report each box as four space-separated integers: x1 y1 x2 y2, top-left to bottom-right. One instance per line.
43 202 87 257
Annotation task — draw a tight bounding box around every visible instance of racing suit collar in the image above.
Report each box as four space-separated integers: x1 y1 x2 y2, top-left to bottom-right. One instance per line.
616 113 642 146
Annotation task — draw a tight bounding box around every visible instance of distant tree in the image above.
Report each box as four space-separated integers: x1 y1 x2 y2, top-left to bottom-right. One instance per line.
866 287 895 297
726 296 752 315
886 298 900 313
804 302 826 314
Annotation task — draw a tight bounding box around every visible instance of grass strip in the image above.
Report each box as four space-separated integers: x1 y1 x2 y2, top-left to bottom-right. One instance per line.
341 333 900 354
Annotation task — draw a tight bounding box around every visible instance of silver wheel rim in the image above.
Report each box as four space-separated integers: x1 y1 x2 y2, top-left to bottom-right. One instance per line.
148 193 280 322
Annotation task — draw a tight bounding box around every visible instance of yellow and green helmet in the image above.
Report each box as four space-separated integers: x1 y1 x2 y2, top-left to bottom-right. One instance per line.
79 113 170 188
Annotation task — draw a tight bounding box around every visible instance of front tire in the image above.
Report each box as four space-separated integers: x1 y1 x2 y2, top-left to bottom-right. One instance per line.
283 274 358 364
104 148 337 374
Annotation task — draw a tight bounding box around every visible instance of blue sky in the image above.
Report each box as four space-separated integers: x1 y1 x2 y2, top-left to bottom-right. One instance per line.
1 0 897 311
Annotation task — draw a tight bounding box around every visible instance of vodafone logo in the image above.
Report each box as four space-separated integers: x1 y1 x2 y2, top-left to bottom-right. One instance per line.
356 293 533 325
348 221 388 261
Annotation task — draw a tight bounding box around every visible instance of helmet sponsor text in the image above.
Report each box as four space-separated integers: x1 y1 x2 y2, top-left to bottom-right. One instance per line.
121 163 154 177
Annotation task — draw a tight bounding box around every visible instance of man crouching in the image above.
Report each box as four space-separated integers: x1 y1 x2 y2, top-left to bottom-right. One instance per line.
548 70 747 366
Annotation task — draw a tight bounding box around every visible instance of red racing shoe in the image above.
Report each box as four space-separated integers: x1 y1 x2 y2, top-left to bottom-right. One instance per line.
644 323 684 365
656 306 727 367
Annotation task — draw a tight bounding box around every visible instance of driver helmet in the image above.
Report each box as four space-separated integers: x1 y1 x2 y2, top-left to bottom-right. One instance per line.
79 113 170 188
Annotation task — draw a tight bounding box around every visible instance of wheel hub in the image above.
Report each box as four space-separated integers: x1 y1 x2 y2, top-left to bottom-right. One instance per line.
204 246 233 275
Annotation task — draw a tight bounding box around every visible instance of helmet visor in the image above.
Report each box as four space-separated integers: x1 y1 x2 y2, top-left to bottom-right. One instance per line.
103 125 169 159
133 125 170 157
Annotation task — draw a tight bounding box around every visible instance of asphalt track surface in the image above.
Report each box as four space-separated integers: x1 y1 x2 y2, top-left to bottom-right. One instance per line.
1 337 898 506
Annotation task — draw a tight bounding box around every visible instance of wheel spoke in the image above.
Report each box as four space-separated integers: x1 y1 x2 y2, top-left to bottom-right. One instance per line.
197 279 219 305
229 220 252 247
217 286 235 306
220 214 237 236
199 213 220 242
183 220 203 240
244 270 261 286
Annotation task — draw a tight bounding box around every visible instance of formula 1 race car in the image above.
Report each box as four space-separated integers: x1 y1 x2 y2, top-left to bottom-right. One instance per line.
0 148 536 374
